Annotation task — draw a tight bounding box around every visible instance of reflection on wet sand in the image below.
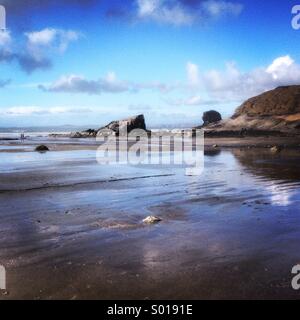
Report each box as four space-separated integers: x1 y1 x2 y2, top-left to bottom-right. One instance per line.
232 148 300 206
232 148 300 182
0 146 300 299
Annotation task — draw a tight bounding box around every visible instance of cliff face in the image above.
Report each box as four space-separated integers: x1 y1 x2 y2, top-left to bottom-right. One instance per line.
233 86 300 118
205 86 300 135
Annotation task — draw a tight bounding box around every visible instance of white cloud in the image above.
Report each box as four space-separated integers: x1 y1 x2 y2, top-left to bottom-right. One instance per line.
202 0 243 18
137 0 160 16
266 55 294 80
39 73 176 95
0 30 13 62
185 95 202 106
25 28 57 46
0 28 80 73
137 0 194 26
136 0 243 26
0 30 11 47
39 73 130 94
25 28 80 54
166 94 225 107
188 55 300 102
187 62 200 87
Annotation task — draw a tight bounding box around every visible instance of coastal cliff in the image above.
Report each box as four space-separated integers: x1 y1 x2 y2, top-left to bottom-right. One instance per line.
205 86 300 136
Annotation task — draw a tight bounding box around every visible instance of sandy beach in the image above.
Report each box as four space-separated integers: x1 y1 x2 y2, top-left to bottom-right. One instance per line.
0 136 300 299
3 0 300 305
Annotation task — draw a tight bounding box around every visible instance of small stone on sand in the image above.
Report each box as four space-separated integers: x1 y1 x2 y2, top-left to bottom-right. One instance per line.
35 145 49 152
1 290 9 296
143 216 162 224
270 146 281 154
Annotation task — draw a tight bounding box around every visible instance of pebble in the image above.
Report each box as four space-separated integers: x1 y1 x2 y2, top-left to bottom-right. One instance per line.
143 216 162 224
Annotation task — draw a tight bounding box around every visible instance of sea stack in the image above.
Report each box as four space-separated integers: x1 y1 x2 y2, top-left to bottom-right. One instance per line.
98 114 147 136
70 114 148 138
202 110 222 126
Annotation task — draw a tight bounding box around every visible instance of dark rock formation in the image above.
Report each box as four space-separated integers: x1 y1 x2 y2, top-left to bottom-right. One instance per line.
202 110 222 126
35 145 49 152
69 115 148 138
83 129 98 135
70 129 98 138
98 114 147 136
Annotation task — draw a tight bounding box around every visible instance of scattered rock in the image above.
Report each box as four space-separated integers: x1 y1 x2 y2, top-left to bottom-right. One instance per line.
143 216 162 224
35 145 49 152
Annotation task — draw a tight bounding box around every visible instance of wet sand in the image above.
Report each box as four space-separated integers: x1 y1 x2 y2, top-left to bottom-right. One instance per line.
1 135 300 152
1 137 300 299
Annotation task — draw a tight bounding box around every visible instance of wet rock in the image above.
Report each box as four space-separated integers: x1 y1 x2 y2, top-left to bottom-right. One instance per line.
143 216 162 224
35 145 49 152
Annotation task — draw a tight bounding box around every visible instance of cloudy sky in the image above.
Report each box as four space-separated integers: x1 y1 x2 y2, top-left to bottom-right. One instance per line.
0 0 300 128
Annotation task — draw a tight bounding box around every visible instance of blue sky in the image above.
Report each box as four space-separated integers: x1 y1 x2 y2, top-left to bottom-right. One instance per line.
1 0 300 128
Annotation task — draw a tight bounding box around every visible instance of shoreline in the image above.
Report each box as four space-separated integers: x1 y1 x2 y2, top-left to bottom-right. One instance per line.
0 136 300 153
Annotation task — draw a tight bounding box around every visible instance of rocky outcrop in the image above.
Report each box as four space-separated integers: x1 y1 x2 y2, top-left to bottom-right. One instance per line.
205 86 300 136
70 115 148 138
233 86 300 117
97 114 147 136
202 110 222 126
70 129 97 138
